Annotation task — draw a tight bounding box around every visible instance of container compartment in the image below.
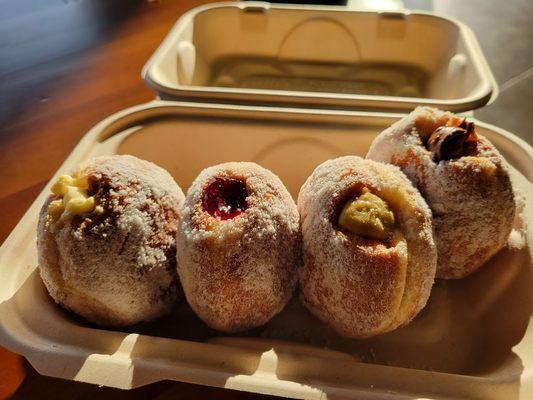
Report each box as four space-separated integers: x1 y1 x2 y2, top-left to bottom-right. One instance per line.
143 2 496 111
0 101 531 399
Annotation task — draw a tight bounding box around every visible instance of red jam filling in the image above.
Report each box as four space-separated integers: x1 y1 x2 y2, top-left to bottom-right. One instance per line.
202 177 248 220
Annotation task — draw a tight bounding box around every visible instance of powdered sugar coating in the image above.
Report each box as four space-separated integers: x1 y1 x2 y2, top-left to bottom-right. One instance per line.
37 155 185 327
367 107 516 279
177 162 300 333
298 156 436 339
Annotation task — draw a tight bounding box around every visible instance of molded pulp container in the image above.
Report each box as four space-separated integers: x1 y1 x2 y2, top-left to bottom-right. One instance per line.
143 2 497 112
1 2 532 400
0 101 531 400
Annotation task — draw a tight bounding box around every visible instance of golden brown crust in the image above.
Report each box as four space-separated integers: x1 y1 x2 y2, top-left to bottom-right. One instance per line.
298 156 436 338
177 162 301 333
37 155 185 327
367 107 516 279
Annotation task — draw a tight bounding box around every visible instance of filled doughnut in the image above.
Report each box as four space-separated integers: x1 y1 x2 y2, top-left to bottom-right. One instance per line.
177 162 300 333
298 156 436 339
37 155 184 327
367 107 516 279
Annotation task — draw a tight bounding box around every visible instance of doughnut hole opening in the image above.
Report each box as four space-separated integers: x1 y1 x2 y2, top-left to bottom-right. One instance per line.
333 185 397 244
202 177 248 220
414 111 480 161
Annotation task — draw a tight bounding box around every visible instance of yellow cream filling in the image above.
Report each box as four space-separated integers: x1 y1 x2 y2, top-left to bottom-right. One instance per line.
338 187 395 240
48 171 102 222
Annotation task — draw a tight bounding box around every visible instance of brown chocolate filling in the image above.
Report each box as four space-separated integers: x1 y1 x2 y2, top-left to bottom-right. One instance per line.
426 118 478 162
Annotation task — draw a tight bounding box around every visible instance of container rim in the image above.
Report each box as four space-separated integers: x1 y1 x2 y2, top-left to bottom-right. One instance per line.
142 1 499 112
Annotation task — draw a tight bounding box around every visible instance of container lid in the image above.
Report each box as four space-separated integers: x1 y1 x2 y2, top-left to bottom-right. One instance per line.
142 2 498 112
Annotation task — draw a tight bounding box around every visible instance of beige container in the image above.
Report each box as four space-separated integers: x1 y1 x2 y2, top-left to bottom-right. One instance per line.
0 101 531 399
142 2 497 112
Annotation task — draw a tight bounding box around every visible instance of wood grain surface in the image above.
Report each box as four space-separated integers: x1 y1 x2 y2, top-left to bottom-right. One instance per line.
0 1 279 398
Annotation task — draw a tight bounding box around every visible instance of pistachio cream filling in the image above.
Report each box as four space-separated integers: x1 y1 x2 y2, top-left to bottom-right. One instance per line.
338 187 395 240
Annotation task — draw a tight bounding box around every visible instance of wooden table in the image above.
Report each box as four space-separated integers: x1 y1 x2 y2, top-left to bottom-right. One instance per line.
0 0 279 398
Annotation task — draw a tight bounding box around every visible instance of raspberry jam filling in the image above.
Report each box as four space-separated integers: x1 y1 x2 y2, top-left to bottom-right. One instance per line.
202 177 248 220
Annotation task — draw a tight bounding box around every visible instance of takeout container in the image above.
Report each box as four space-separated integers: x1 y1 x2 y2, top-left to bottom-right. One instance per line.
0 101 532 400
1 2 532 399
143 2 497 112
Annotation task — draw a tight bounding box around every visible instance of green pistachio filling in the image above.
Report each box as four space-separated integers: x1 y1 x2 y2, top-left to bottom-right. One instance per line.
338 187 395 240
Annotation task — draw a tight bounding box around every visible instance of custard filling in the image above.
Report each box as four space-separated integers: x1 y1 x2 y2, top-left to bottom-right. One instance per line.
48 171 103 221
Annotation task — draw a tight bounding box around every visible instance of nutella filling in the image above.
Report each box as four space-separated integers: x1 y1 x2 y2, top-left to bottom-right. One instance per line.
426 118 478 162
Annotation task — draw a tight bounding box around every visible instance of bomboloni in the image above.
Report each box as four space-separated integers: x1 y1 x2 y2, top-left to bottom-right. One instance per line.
298 156 436 339
367 107 516 279
37 155 184 327
177 162 300 333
